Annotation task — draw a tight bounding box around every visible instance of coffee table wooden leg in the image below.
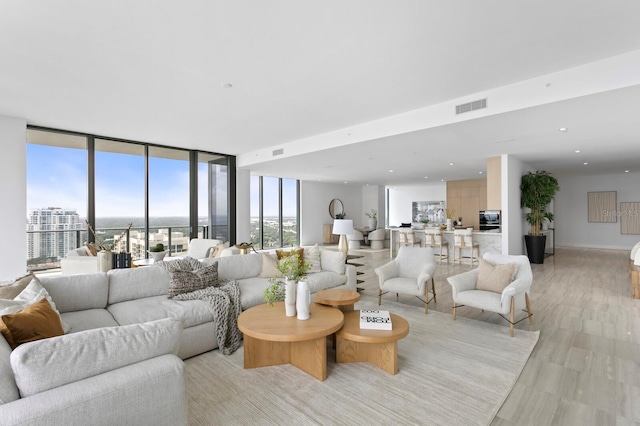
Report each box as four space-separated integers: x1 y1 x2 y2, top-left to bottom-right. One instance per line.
290 337 327 381
336 336 399 375
243 335 290 368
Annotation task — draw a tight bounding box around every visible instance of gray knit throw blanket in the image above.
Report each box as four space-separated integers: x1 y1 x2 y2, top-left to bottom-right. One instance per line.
173 279 243 355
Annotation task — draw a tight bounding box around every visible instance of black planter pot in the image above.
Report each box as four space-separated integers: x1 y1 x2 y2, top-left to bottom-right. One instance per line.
524 234 547 264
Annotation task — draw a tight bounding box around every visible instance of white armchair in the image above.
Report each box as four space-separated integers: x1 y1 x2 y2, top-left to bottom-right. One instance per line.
60 247 99 275
374 246 437 313
347 230 364 250
447 252 533 336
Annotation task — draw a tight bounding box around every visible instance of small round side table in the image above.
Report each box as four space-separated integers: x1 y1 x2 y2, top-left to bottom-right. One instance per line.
314 289 360 312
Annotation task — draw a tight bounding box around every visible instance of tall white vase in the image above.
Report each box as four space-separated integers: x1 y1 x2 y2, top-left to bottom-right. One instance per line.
368 218 377 230
296 280 310 320
285 279 297 317
98 250 112 272
446 219 453 231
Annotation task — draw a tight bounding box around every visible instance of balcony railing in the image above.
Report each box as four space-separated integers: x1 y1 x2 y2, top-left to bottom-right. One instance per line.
26 225 214 272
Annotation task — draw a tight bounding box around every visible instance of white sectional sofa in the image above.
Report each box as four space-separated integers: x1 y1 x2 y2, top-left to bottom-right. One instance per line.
0 248 354 425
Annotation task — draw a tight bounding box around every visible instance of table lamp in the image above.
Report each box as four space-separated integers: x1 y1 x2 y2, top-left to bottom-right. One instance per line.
332 219 354 256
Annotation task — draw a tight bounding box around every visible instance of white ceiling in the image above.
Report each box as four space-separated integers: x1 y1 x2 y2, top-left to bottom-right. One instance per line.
1 1 639 185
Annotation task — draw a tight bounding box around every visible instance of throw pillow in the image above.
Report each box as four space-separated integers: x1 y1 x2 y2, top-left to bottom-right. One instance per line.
319 249 346 274
305 244 322 273
0 273 35 300
84 242 98 256
0 278 71 334
258 253 281 278
0 298 64 349
276 248 305 268
207 241 230 258
167 263 218 299
476 259 518 293
154 256 202 273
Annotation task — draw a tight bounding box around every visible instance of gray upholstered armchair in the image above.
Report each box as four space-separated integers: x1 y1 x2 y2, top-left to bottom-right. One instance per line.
447 252 533 336
374 246 437 313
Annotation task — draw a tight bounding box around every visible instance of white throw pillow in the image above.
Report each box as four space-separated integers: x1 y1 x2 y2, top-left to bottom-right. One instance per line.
0 278 71 334
305 244 322 273
319 250 346 274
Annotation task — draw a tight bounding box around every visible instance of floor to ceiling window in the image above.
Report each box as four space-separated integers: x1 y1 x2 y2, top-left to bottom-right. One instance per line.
250 174 299 249
26 130 88 271
26 127 235 272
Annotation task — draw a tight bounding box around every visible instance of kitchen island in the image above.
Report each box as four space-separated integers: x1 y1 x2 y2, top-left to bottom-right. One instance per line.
389 228 502 259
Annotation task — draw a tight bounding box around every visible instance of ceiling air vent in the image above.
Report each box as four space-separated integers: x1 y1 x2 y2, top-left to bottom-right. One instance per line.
272 148 284 156
455 98 487 115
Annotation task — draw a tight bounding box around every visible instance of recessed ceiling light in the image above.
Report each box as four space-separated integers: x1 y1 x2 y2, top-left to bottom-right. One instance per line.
574 150 580 153
221 83 233 89
344 181 348 184
449 162 454 166
559 127 568 132
583 162 588 165
625 170 630 173
388 170 394 173
478 171 483 174
440 179 444 182
424 176 428 179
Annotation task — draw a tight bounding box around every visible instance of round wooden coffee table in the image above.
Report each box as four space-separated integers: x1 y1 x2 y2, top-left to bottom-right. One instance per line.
314 289 360 311
336 310 410 375
237 302 343 381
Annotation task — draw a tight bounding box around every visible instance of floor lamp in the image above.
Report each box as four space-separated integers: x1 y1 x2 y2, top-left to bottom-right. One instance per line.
332 219 354 256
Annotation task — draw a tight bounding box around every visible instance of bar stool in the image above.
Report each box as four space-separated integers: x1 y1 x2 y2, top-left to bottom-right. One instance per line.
453 229 479 267
400 230 420 247
424 228 449 264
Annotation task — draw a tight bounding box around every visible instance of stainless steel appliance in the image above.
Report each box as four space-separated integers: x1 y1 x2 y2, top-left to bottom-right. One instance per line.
479 210 501 231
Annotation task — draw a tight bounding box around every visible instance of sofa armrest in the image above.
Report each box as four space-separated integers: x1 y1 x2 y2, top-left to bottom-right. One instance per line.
344 264 357 291
11 318 182 397
0 355 187 426
374 261 399 287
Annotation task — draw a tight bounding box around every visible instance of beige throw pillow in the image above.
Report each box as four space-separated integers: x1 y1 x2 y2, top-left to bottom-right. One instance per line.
476 259 518 293
305 244 322 273
0 273 35 300
207 242 230 258
258 253 281 278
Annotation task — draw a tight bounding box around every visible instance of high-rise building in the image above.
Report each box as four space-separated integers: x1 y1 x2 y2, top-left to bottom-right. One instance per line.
26 207 85 261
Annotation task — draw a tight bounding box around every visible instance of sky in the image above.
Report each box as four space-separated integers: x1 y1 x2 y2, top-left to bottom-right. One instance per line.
27 144 294 218
27 144 224 218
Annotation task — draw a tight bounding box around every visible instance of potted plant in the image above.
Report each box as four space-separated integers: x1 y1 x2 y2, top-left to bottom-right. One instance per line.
365 209 377 229
520 170 559 264
148 243 168 262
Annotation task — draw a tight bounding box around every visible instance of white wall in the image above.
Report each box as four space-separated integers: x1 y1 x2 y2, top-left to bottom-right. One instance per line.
0 115 27 280
555 171 640 250
387 183 446 227
503 155 534 255
361 185 385 228
300 181 362 245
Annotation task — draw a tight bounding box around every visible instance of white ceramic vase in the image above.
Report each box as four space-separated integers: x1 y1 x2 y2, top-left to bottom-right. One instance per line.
446 218 453 231
368 218 377 230
285 279 297 317
98 250 112 272
296 280 310 320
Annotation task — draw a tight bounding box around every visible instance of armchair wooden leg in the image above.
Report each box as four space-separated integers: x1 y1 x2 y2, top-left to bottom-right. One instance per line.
424 290 428 314
525 293 533 325
378 289 382 305
509 297 515 337
396 293 399 302
452 301 456 320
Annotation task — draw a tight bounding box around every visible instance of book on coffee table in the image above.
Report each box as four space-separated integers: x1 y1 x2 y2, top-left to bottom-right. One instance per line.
359 309 392 330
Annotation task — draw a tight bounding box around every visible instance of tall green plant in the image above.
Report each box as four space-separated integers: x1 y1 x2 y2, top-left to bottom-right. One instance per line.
520 170 559 236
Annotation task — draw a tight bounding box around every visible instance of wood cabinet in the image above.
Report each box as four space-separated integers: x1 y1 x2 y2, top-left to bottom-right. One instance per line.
446 178 487 230
323 224 340 244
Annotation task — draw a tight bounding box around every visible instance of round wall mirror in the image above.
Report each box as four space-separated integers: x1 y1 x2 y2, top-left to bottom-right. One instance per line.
329 198 344 219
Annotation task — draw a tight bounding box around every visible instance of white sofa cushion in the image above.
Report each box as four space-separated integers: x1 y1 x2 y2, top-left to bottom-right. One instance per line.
107 296 215 329
305 271 347 293
10 318 182 398
60 309 119 333
39 273 109 313
205 253 263 280
107 267 170 305
0 335 19 404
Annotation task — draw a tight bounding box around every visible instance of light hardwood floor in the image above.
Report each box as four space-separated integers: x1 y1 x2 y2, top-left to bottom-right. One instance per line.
346 246 640 425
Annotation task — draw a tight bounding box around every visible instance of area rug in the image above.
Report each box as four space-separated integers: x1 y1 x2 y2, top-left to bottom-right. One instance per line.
185 297 539 425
